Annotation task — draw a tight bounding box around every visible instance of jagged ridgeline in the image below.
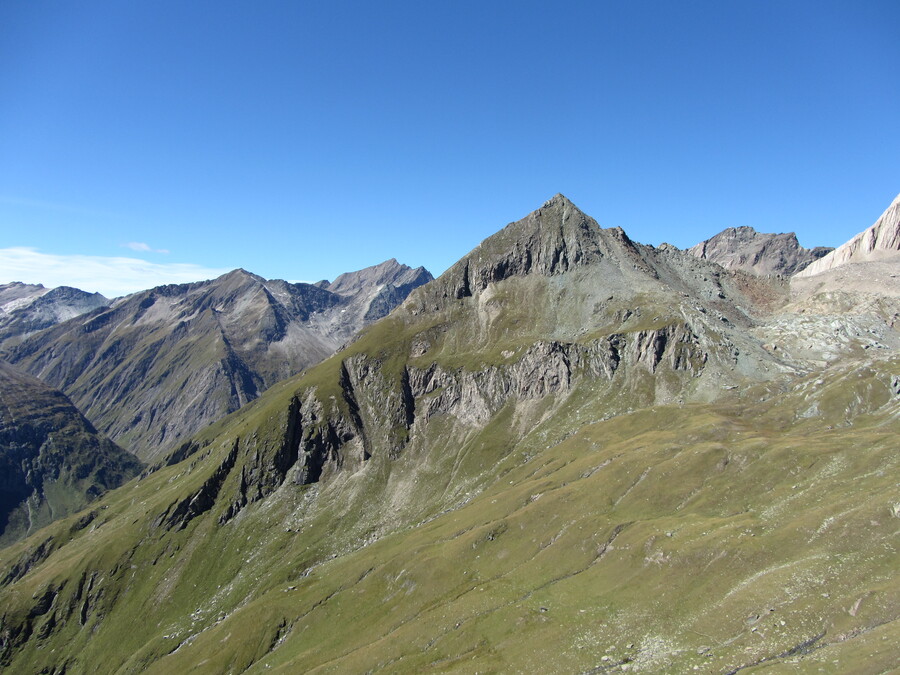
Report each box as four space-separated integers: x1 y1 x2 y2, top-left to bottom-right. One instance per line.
1 195 898 673
687 226 833 276
3 261 432 463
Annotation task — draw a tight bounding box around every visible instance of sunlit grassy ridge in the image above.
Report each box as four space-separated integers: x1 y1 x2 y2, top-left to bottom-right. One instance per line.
1 196 897 673
1 353 897 673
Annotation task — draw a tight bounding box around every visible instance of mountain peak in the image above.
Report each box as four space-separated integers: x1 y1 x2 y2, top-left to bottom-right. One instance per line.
543 192 577 208
324 259 433 297
688 226 831 276
221 268 264 282
422 196 647 302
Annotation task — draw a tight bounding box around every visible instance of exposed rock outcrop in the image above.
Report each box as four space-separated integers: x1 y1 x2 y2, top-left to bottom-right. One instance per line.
202 320 710 530
687 226 831 276
796 192 900 277
426 194 641 301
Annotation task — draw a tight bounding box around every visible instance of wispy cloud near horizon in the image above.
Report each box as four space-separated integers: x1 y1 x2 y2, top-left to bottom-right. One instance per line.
0 247 231 298
123 241 170 254
0 194 124 219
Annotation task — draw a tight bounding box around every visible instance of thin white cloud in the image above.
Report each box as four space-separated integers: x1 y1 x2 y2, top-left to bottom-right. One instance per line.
0 194 123 219
124 241 170 254
0 247 231 298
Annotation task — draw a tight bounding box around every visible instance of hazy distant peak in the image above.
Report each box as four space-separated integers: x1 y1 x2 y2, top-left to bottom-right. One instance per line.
323 259 433 297
1 281 45 291
0 282 49 311
220 268 266 283
0 282 110 349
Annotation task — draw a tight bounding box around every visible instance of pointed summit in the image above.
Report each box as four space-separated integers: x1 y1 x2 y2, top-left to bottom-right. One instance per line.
428 194 640 300
543 192 577 207
440 195 603 298
324 259 433 297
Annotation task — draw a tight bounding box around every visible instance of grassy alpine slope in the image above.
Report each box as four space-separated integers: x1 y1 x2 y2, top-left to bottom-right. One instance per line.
0 195 897 673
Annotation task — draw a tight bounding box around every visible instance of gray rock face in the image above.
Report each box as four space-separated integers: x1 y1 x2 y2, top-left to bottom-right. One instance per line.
193 320 712 527
431 194 624 299
0 360 141 547
796 191 900 277
0 282 47 309
2 262 431 462
0 283 109 349
687 226 832 276
226 196 798 502
185 193 898 542
2 194 899 674
319 258 432 298
311 259 434 332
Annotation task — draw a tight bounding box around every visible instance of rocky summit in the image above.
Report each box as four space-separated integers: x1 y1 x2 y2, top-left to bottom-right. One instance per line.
1 261 431 463
0 283 109 351
687 226 832 276
0 195 897 674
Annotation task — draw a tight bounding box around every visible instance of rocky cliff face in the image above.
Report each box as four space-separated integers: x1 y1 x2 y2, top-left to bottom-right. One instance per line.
1 195 897 675
312 258 433 328
0 361 141 547
428 194 623 300
181 194 787 516
687 226 832 276
796 191 900 277
2 262 431 462
0 283 108 350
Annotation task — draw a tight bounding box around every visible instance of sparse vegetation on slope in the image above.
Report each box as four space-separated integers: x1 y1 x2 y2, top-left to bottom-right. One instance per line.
0 361 142 547
0 354 896 673
0 194 897 673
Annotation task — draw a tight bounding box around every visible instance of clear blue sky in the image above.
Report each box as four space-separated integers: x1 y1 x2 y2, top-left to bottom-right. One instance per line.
1 1 898 296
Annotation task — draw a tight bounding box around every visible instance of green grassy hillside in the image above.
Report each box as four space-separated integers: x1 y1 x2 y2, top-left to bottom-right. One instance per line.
0 354 896 673
1 195 897 673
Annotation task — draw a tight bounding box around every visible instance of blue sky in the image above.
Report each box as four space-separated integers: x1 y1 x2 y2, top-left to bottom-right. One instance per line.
1 1 898 297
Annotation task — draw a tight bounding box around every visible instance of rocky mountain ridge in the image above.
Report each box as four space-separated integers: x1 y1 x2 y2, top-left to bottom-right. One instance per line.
0 283 109 350
687 225 832 276
0 283 48 311
2 261 432 462
0 194 897 673
797 191 900 277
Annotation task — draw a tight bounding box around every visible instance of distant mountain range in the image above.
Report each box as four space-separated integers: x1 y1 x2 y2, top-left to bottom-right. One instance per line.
1 260 431 462
0 194 897 672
